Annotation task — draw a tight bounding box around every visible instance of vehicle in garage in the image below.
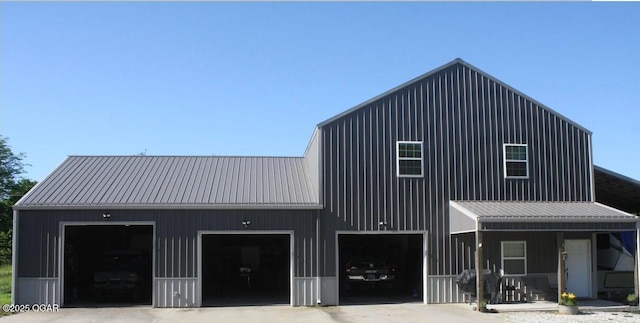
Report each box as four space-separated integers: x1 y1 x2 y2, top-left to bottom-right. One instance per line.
62 225 153 306
338 234 424 304
93 250 148 302
201 233 291 306
344 259 396 288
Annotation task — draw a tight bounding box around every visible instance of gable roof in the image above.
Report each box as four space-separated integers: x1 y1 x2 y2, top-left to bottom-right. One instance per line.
317 58 591 135
15 156 321 210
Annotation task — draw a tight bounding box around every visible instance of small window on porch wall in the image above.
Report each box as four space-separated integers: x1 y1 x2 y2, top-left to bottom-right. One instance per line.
397 141 423 177
504 144 528 179
501 241 527 276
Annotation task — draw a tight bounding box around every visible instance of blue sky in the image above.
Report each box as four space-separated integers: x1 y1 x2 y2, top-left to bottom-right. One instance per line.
1 2 639 182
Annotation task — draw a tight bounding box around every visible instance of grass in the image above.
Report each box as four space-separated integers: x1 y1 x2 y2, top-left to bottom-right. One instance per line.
0 264 11 316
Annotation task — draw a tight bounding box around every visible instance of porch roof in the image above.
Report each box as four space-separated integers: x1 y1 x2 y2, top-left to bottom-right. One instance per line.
449 201 640 234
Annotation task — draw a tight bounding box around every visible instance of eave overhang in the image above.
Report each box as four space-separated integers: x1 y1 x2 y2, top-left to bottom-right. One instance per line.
450 201 639 234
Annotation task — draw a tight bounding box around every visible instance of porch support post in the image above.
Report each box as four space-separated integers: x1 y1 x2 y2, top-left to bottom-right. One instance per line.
557 232 565 301
475 230 484 311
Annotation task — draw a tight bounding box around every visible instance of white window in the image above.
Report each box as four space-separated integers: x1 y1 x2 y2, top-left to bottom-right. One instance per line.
397 141 423 177
501 241 527 276
504 144 528 178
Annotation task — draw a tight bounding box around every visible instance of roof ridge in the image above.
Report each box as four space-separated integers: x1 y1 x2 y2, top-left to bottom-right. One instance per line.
66 155 305 159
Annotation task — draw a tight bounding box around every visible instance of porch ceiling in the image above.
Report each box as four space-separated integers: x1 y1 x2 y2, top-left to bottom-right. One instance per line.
449 201 640 233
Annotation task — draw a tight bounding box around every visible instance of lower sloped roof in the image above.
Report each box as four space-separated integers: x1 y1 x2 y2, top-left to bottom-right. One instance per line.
450 201 639 234
15 156 321 210
595 165 640 214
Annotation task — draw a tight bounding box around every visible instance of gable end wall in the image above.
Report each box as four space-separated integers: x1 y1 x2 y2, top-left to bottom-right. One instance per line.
318 62 593 277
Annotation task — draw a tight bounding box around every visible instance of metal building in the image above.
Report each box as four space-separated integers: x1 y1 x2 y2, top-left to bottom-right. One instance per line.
13 58 640 308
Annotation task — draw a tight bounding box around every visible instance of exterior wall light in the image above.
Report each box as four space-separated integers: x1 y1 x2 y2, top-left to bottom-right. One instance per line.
242 220 251 227
102 212 111 219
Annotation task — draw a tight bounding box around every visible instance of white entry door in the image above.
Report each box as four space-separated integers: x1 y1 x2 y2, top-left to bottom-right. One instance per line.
564 239 592 298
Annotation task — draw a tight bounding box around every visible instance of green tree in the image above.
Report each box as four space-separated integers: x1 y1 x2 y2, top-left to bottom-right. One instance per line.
0 136 27 201
0 136 37 265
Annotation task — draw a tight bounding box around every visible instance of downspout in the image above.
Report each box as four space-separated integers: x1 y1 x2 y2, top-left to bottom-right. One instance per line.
316 127 323 305
316 210 321 305
11 209 18 304
588 135 595 202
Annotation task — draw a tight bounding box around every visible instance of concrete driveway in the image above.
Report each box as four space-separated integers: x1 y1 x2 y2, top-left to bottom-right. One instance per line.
0 303 507 323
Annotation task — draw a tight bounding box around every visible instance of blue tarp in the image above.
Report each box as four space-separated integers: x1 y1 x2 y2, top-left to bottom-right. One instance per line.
613 232 635 256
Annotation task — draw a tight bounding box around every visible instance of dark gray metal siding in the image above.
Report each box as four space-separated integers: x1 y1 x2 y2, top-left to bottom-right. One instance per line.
302 128 321 202
17 209 317 279
318 62 593 277
456 231 596 275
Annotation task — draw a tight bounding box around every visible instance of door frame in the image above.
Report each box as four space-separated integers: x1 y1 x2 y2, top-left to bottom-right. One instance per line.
564 239 593 298
196 230 294 307
58 221 156 307
334 230 428 305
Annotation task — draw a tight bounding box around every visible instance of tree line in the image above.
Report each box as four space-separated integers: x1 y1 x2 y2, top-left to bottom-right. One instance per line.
0 136 37 265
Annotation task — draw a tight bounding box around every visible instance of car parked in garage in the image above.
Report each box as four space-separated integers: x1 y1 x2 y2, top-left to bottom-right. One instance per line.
93 250 148 301
344 259 397 289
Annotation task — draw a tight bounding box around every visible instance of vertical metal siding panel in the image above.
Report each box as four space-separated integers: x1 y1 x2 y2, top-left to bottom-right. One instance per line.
522 97 531 200
579 133 585 200
529 101 538 201
574 128 581 200
419 84 426 230
480 75 490 199
469 70 479 200
318 62 595 295
391 95 398 230
364 104 380 230
553 115 561 200
349 117 358 230
490 77 500 200
428 79 437 275
355 111 362 230
432 76 441 275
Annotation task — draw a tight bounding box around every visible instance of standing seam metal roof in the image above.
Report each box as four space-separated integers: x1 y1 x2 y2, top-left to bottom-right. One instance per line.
450 201 638 222
15 156 321 209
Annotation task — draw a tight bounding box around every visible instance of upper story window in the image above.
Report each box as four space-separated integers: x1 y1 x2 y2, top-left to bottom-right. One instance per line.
397 141 423 177
504 144 528 179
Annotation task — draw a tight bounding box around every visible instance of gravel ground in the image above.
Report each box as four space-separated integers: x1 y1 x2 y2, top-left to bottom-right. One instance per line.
497 310 640 322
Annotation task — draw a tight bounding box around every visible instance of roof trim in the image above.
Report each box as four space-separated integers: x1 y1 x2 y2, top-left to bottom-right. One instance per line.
317 58 463 127
14 203 324 211
13 157 68 207
595 165 640 186
65 154 306 158
450 201 638 229
15 155 320 207
317 58 592 135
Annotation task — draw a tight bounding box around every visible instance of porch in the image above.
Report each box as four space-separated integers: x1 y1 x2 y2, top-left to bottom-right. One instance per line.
449 201 640 310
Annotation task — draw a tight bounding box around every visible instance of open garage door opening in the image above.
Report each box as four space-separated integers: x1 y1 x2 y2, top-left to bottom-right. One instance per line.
63 225 153 307
201 234 291 306
339 234 424 305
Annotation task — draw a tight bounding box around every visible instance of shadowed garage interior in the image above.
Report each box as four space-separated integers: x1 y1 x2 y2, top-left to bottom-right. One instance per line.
201 234 290 306
63 225 153 306
339 234 424 304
